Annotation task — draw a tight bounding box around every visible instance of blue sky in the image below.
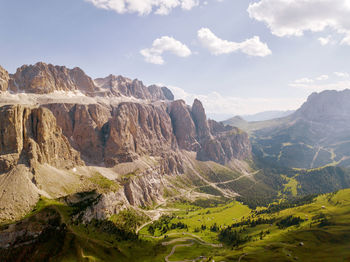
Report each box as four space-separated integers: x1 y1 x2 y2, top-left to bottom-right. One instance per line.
1 0 350 119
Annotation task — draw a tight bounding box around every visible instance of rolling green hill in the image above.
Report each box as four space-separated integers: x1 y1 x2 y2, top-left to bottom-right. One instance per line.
2 188 350 261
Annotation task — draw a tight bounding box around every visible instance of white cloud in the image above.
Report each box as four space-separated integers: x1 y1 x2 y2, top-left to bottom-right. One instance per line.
140 36 191 65
318 36 332 46
335 72 349 78
316 75 329 81
294 78 314 84
197 28 272 57
168 85 303 116
290 73 350 91
248 0 350 45
85 0 200 15
181 0 199 10
291 80 350 91
291 74 331 87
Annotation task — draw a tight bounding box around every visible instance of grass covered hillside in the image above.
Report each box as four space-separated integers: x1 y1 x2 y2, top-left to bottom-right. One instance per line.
2 188 350 261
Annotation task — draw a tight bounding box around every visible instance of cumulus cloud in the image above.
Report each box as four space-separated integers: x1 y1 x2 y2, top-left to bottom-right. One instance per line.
290 74 333 87
318 36 332 46
335 72 349 78
197 28 272 57
293 78 314 85
85 0 201 15
316 75 329 81
140 36 191 64
290 73 350 91
248 0 350 45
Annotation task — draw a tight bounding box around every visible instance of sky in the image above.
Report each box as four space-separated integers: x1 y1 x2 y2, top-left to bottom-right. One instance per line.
1 0 350 120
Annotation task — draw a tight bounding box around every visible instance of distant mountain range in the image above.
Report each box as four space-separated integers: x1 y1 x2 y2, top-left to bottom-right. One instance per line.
241 110 295 122
224 89 350 169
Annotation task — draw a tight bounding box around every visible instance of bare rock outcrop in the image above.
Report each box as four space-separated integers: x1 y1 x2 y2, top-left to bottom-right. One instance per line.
45 103 111 164
45 102 184 174
105 102 179 166
168 100 199 151
0 105 83 173
191 98 211 140
168 99 251 165
0 66 9 92
94 74 174 101
8 62 97 94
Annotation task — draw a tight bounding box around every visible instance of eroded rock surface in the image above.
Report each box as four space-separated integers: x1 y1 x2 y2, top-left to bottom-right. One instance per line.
0 105 83 173
0 66 9 92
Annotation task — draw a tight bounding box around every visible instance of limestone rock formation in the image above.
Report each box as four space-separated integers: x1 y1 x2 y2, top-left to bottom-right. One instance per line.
44 103 111 164
0 105 83 173
8 62 97 94
94 74 174 101
166 99 251 164
0 66 9 92
191 98 211 140
0 62 253 223
168 100 199 151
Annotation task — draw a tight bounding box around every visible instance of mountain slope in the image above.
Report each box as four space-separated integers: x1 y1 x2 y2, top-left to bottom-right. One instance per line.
225 89 350 169
0 62 254 223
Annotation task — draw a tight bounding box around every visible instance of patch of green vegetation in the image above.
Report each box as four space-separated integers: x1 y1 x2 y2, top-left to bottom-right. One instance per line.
89 172 120 193
194 161 241 184
109 208 149 233
197 185 223 196
137 188 350 262
23 197 65 219
281 175 299 196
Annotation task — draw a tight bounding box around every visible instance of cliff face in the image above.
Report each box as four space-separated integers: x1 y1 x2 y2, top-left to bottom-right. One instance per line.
168 100 199 151
9 62 97 94
168 99 251 165
295 89 350 123
44 103 111 164
0 66 9 92
0 105 83 173
0 62 253 223
94 74 174 101
105 102 179 166
3 62 174 102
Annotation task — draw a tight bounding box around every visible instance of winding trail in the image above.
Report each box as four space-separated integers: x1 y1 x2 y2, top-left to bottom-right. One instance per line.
165 241 194 262
238 253 247 262
162 235 222 262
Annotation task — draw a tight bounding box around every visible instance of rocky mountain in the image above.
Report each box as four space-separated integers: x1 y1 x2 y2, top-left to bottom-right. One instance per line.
1 62 174 102
94 74 174 101
230 89 350 169
0 62 252 223
2 63 350 262
0 105 83 173
0 66 9 92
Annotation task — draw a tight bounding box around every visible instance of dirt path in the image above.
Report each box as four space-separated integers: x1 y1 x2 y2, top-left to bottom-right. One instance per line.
165 241 194 262
310 146 321 168
163 235 222 262
238 253 247 262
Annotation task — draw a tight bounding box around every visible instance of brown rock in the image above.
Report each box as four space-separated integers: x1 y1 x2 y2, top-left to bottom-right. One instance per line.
44 103 111 164
8 62 96 94
105 102 178 166
0 105 83 173
94 74 174 101
0 66 9 92
168 100 199 151
197 125 251 164
191 99 211 140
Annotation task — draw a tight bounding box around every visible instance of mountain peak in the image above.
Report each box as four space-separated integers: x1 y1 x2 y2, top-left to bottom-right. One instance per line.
297 89 350 121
